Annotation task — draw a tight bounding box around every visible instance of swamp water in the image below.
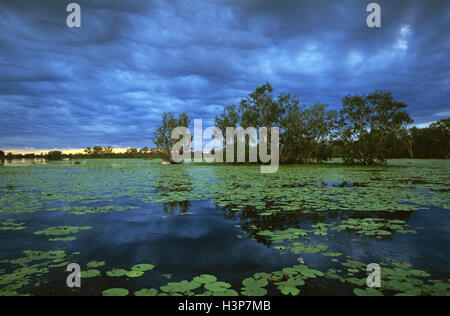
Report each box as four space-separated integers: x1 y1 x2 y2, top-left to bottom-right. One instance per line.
0 159 449 296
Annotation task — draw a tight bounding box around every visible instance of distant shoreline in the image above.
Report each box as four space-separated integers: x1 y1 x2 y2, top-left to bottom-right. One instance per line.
1 148 130 155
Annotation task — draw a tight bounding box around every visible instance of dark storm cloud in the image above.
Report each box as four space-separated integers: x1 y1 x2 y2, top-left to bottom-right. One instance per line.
0 0 449 148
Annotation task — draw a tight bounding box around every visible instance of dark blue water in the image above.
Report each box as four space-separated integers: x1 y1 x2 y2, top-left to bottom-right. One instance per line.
1 197 449 295
0 159 449 296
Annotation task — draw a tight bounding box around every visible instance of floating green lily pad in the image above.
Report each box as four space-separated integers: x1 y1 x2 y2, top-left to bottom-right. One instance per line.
106 269 128 277
135 288 158 296
102 288 129 296
81 269 101 278
131 264 155 272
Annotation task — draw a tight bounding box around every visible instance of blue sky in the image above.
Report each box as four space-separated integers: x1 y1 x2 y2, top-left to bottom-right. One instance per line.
0 0 449 149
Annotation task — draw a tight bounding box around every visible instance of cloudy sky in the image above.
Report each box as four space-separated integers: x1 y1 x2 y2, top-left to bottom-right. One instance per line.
0 0 449 149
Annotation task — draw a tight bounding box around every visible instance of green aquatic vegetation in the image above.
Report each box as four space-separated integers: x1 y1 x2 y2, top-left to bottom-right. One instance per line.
253 272 272 280
209 161 449 214
341 260 366 269
48 261 69 268
391 262 412 269
327 260 450 296
135 288 158 296
0 159 449 296
290 242 328 255
58 205 141 215
241 278 269 296
106 269 128 277
161 280 201 295
279 286 300 296
0 250 75 296
9 250 67 267
258 226 330 255
354 288 384 296
34 226 91 238
126 271 145 278
283 265 324 279
158 276 237 296
87 261 105 268
311 223 329 236
0 220 26 231
276 276 306 296
131 264 155 272
241 287 267 296
193 274 217 284
102 288 129 296
419 282 450 296
239 264 324 296
332 218 416 237
1 159 448 218
105 263 155 278
204 281 232 293
49 237 76 242
81 269 101 278
322 252 343 257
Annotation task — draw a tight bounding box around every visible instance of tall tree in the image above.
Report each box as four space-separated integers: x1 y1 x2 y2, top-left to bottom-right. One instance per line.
239 83 285 162
280 100 338 164
46 151 63 161
103 147 113 155
297 103 338 163
239 82 285 130
84 147 92 156
215 105 240 137
216 84 339 164
153 112 190 163
92 146 104 157
398 127 415 158
429 118 450 159
125 148 138 157
139 146 150 156
215 104 240 160
339 90 413 165
278 94 303 164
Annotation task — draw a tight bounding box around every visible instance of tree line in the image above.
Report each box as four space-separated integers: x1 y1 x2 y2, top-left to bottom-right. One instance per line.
0 147 161 161
1 83 448 164
153 83 449 165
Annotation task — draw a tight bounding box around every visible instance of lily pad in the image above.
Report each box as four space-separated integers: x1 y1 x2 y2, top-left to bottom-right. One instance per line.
102 288 129 296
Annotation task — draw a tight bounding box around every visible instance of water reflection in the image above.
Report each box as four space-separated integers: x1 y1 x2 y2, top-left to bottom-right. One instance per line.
215 195 414 247
1 158 47 166
0 160 448 296
154 165 193 215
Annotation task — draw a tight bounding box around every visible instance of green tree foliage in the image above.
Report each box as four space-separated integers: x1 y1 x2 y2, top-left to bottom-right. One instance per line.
5 85 446 164
216 83 338 164
81 146 157 159
281 102 338 164
46 151 63 161
339 91 413 165
239 83 285 129
394 119 450 159
92 146 104 157
140 147 150 155
215 104 240 145
152 112 190 162
125 148 138 157
428 119 450 159
215 104 240 160
215 105 240 132
84 146 114 157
